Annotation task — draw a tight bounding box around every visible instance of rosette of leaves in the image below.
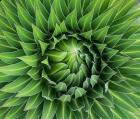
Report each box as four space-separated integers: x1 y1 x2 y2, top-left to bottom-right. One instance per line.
0 0 140 119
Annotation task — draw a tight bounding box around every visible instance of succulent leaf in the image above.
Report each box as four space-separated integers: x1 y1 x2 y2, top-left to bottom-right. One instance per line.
0 0 140 118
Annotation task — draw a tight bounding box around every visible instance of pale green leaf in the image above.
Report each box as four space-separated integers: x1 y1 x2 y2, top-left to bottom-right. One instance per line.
16 80 42 97
41 100 58 119
25 94 43 110
1 76 30 93
0 62 30 76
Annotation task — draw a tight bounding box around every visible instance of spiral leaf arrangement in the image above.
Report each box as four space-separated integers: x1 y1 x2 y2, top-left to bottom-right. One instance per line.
0 0 140 119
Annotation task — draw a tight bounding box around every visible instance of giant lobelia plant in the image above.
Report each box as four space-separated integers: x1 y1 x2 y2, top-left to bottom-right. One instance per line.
0 0 140 118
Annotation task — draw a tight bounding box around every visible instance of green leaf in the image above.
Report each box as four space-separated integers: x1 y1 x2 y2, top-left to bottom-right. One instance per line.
15 25 34 43
41 58 50 66
3 6 20 26
97 94 114 108
87 86 103 99
83 96 94 111
52 0 65 21
120 63 140 75
0 108 9 118
2 97 26 107
17 3 34 30
41 100 58 119
1 76 30 93
115 0 137 19
68 112 75 119
83 78 90 89
0 91 12 100
87 0 102 18
0 39 16 52
69 0 81 18
94 43 106 54
112 105 139 119
53 22 67 36
20 42 36 55
16 80 42 97
64 73 76 86
121 44 140 58
18 54 38 67
47 51 67 62
130 92 140 107
0 50 24 64
75 87 86 99
65 9 79 30
48 8 60 30
92 6 117 29
116 38 136 51
48 63 68 75
103 48 118 60
105 35 122 48
109 20 133 35
4 105 24 119
38 40 49 55
1 0 19 25
87 108 98 119
93 26 109 43
92 100 113 119
2 31 20 48
123 75 140 89
56 102 70 119
123 25 140 39
42 85 56 101
70 98 85 111
0 73 15 83
54 82 67 92
109 80 134 93
114 9 140 25
0 0 140 118
1 0 17 16
79 9 94 31
51 69 70 82
0 62 30 76
90 75 99 88
35 0 48 31
25 0 36 16
0 14 15 32
26 108 41 119
74 109 88 119
109 55 130 68
32 23 46 42
80 30 92 40
101 66 116 80
58 95 71 102
27 67 40 80
110 90 138 113
25 94 43 110
99 0 110 14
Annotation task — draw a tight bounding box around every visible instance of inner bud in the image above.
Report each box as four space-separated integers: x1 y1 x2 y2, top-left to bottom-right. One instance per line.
41 37 101 99
43 38 91 85
70 47 79 55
